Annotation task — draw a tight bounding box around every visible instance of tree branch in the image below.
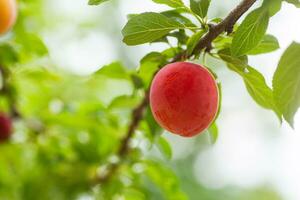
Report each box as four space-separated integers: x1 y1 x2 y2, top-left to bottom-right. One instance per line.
117 91 150 157
94 0 257 185
93 92 149 184
172 0 257 61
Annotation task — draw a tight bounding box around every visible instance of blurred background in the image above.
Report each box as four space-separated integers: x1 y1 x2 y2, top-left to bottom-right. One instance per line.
0 0 299 199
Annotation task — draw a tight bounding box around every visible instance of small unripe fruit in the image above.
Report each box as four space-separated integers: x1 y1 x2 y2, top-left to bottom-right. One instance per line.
0 0 17 35
150 62 219 137
0 113 13 142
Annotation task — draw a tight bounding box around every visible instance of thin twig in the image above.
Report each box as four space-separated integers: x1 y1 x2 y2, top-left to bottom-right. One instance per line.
94 0 257 185
93 92 149 184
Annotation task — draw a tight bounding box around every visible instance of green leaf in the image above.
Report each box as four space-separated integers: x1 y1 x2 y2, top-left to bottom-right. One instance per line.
0 44 19 65
138 52 167 88
209 17 223 23
219 49 281 119
127 14 139 20
273 42 300 127
139 62 160 88
141 52 167 64
262 0 282 16
122 12 188 45
243 67 276 109
218 49 248 67
190 0 211 18
161 10 196 28
108 95 140 110
131 74 144 89
162 47 182 59
186 30 205 55
156 136 172 159
142 107 163 141
208 123 218 144
88 0 109 5
284 0 300 8
152 0 185 8
95 62 129 79
15 34 48 60
150 36 169 44
248 34 280 55
168 30 189 44
213 35 232 49
231 9 269 56
144 161 188 200
123 188 146 200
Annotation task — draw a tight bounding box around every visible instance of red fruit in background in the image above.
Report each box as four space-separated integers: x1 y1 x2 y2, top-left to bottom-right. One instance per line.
0 113 13 141
0 0 17 35
150 62 219 137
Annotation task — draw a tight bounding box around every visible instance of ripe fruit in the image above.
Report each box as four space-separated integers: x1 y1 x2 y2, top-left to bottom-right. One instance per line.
0 113 13 142
0 0 17 35
150 62 219 137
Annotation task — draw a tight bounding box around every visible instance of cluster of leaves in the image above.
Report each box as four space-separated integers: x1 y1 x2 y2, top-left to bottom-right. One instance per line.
89 0 300 195
0 1 187 199
1 60 183 199
0 0 299 199
116 0 299 128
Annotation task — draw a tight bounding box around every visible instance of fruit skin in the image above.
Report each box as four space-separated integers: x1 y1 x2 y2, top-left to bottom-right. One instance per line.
0 113 13 142
0 0 17 35
150 62 219 137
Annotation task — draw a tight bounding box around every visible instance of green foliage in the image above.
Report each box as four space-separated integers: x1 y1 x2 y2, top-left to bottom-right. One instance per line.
96 62 130 79
122 12 190 45
186 30 205 55
273 42 300 127
208 123 218 144
156 136 173 159
161 10 196 28
262 0 282 16
189 0 211 18
231 8 269 56
247 34 280 55
88 0 109 5
144 160 188 200
218 49 280 119
284 0 300 7
0 0 298 199
138 52 166 88
152 0 185 8
0 44 18 65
